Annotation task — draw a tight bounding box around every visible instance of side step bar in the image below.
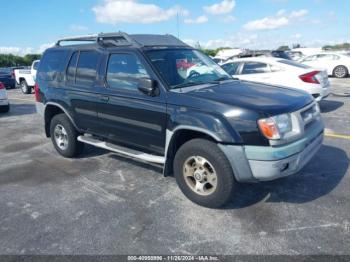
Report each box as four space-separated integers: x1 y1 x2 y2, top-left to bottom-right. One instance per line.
77 135 165 164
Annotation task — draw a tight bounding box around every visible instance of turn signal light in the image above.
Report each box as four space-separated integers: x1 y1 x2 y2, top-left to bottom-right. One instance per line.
258 118 280 140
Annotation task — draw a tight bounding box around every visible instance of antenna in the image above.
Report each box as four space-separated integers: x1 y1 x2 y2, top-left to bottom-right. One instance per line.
177 12 180 39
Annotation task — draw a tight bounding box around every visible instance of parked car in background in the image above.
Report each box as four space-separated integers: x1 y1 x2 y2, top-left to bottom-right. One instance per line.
0 67 25 89
35 33 324 208
222 57 330 101
286 51 305 61
300 53 350 78
14 60 40 94
0 82 10 113
269 50 293 60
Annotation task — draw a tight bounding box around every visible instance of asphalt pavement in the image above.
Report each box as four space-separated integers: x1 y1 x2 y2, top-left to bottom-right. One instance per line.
0 78 349 255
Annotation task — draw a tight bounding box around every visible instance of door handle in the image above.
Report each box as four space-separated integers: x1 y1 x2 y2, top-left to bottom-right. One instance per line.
100 95 109 102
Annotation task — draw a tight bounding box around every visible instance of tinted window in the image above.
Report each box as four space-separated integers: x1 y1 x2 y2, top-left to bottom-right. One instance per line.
38 50 67 81
76 51 99 86
221 63 240 75
67 52 78 83
106 53 149 91
242 62 270 74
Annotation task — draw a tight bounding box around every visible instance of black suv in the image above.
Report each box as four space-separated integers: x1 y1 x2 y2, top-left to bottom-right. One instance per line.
35 33 324 208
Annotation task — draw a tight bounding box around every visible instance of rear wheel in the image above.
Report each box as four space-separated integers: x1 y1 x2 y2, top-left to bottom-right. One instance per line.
174 138 236 208
50 114 84 158
20 80 31 94
333 66 348 78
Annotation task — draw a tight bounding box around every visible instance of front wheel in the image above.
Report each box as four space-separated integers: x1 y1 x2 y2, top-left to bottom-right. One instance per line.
20 80 31 94
333 65 348 78
50 114 84 158
174 138 236 208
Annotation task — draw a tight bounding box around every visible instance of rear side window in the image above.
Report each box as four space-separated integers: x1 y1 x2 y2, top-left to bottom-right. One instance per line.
242 62 270 74
221 63 240 75
75 51 100 86
38 50 68 81
106 53 149 91
67 52 78 83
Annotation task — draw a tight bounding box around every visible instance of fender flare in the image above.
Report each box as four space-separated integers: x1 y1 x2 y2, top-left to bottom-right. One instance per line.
44 102 81 135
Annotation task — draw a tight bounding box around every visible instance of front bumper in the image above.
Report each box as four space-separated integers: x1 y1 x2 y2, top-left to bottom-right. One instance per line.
247 131 323 181
219 116 324 182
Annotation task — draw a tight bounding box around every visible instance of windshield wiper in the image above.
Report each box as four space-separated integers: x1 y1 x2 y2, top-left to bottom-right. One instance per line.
211 76 234 83
171 81 215 90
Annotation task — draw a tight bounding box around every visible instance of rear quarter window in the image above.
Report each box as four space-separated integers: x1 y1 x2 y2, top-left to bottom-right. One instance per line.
38 50 68 81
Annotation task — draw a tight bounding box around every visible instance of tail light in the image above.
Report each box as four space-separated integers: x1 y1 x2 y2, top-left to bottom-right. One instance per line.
0 82 5 89
299 71 320 84
11 71 15 79
34 83 42 102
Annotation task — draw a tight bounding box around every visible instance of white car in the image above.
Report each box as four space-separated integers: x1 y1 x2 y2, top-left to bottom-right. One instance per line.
221 57 331 102
14 60 40 94
0 82 10 113
300 53 350 78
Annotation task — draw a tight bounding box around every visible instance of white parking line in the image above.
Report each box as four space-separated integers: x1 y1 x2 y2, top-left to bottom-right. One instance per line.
9 98 35 103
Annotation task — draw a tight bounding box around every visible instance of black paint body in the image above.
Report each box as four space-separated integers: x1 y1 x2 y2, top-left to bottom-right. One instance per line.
37 42 313 156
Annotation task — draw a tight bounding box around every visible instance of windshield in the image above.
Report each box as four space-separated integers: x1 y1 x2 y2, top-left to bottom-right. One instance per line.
145 49 232 89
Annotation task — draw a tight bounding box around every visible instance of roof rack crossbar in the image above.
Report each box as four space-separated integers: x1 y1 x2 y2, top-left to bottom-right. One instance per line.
55 32 141 47
56 34 99 46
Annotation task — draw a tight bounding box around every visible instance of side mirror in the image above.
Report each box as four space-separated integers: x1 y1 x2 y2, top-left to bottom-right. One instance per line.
138 78 158 96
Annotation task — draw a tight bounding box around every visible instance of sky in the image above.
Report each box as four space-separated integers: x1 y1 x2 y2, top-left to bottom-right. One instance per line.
0 0 349 55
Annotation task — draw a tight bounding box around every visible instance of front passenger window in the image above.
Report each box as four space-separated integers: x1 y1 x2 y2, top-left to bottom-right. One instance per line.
107 54 149 91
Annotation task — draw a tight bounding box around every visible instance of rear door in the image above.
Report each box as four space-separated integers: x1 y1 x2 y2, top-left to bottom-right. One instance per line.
65 50 102 133
95 51 167 155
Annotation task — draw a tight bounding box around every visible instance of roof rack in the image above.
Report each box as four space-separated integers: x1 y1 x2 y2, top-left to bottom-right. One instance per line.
55 34 99 46
56 32 144 48
55 32 189 48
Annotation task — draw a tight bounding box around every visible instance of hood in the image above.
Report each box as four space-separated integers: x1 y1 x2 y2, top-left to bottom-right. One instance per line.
178 80 313 116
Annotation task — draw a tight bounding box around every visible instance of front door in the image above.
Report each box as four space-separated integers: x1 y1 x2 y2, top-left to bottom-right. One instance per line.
95 52 167 155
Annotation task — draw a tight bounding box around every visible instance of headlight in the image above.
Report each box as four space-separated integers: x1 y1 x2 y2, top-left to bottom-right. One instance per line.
258 113 296 140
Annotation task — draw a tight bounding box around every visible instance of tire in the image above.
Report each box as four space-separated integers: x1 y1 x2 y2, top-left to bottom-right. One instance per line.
0 104 10 113
173 138 236 208
333 65 348 78
50 113 84 158
20 80 31 94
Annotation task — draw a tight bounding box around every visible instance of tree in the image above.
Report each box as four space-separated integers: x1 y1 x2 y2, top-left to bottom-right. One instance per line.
322 43 350 51
0 54 42 67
